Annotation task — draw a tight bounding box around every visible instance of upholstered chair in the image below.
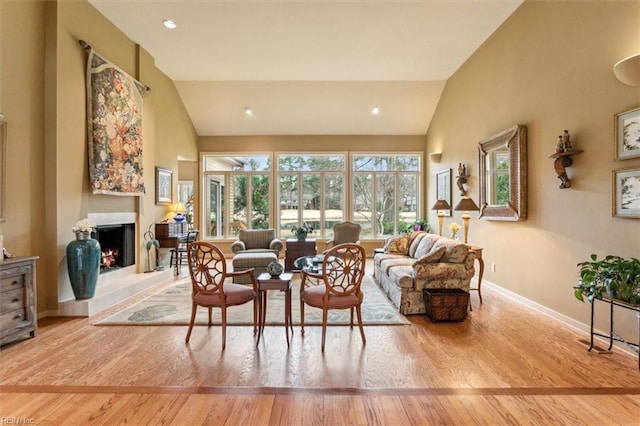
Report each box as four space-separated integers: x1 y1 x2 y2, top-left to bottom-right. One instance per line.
324 221 362 251
231 228 283 256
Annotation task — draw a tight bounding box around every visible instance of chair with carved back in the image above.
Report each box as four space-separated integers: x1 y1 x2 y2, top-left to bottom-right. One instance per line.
186 241 258 349
299 243 366 352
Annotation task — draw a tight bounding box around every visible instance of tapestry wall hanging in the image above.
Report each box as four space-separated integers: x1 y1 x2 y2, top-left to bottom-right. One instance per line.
86 47 146 196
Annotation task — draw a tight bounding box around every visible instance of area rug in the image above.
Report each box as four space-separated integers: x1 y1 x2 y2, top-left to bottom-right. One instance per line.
95 275 409 326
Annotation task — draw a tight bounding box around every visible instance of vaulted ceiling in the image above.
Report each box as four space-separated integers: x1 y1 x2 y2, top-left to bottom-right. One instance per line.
89 0 524 136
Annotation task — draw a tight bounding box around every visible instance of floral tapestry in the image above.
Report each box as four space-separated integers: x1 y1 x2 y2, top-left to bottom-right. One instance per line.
86 49 146 196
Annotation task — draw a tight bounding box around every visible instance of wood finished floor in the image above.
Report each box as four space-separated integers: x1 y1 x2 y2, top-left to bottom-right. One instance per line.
1 267 639 425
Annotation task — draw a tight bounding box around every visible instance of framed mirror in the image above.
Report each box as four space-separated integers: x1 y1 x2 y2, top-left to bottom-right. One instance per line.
478 125 527 221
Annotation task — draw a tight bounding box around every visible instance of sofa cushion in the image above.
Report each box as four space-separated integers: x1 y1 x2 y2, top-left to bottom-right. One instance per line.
431 239 469 263
413 245 446 266
413 234 440 259
383 234 410 254
408 232 429 257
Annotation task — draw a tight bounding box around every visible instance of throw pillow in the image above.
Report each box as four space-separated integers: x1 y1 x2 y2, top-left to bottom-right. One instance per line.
413 245 446 266
383 235 410 254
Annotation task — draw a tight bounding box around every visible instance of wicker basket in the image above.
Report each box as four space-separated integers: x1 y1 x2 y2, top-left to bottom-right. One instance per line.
423 288 469 322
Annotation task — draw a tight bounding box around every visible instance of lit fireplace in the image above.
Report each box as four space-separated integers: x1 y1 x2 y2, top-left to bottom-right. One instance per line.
93 223 135 274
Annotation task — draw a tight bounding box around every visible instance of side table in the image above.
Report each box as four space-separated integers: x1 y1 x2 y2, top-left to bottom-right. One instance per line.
256 272 294 346
285 239 316 271
468 246 484 306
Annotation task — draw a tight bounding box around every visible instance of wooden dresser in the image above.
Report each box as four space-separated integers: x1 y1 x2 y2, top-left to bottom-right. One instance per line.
0 256 39 346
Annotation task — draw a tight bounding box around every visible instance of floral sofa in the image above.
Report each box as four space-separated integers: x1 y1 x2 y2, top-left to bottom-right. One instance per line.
373 231 476 315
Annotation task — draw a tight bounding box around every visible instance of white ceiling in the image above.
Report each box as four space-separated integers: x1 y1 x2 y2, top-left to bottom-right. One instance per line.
89 0 524 136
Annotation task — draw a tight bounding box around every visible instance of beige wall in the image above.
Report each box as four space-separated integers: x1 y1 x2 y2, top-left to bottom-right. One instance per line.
426 1 640 336
1 0 198 314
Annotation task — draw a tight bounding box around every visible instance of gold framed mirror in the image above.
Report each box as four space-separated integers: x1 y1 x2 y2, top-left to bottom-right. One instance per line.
478 125 527 221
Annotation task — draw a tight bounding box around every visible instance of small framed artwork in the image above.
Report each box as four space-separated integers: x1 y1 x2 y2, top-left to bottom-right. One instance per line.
613 167 640 218
435 168 452 217
614 106 640 160
155 167 173 205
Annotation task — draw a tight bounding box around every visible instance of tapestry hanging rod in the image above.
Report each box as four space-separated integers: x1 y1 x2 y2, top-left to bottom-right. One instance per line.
78 39 151 92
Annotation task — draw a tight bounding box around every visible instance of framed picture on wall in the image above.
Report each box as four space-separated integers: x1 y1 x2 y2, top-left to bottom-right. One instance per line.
0 120 5 222
613 167 640 218
155 167 173 205
614 106 640 160
435 168 452 217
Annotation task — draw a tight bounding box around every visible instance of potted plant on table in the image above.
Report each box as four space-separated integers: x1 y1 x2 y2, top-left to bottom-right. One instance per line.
291 222 314 241
574 254 640 305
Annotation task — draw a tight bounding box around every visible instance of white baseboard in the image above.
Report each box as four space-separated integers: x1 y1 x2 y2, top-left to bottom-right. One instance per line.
481 279 638 357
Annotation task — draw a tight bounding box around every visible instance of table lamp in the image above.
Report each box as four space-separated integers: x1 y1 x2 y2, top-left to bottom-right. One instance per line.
173 202 186 222
454 197 479 244
431 199 451 236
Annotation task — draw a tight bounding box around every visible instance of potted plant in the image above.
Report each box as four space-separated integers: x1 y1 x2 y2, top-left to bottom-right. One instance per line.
574 254 640 304
291 222 314 241
406 220 430 233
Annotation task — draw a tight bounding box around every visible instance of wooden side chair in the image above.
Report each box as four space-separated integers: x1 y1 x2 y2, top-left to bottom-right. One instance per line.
170 229 199 273
186 241 258 349
300 243 366 352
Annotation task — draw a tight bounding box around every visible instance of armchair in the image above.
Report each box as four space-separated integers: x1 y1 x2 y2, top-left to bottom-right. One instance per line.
325 221 361 251
231 228 283 256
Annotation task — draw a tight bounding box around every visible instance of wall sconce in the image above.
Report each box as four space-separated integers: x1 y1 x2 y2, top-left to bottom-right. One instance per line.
431 199 451 236
614 53 640 86
454 197 479 244
548 130 583 189
428 152 442 163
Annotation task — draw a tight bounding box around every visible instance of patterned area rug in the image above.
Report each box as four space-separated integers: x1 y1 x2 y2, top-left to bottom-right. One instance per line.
95 275 409 326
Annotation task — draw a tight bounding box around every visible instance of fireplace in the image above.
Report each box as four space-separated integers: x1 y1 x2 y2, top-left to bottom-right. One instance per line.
92 223 135 273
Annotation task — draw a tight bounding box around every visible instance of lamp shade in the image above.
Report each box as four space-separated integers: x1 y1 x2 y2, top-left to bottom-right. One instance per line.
173 202 186 213
431 199 451 210
454 197 479 212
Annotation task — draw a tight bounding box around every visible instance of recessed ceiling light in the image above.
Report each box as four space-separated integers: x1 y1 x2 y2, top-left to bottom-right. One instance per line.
163 19 177 29
244 107 253 116
372 107 380 115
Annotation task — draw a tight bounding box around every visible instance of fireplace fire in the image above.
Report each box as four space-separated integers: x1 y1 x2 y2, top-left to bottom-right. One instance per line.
101 249 119 269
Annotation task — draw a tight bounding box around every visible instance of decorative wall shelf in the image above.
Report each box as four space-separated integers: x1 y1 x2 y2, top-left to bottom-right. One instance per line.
548 150 583 189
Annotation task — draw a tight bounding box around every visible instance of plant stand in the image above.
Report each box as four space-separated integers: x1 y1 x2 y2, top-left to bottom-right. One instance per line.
588 296 640 370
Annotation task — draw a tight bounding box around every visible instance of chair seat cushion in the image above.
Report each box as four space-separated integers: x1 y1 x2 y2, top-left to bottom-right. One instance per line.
193 283 256 307
232 252 278 268
301 285 361 309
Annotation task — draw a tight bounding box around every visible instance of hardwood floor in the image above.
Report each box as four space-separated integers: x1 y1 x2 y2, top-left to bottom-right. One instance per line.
1 268 639 425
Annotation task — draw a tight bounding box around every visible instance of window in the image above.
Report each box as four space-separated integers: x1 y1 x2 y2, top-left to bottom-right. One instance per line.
202 154 271 238
200 152 421 240
352 154 420 238
277 154 346 239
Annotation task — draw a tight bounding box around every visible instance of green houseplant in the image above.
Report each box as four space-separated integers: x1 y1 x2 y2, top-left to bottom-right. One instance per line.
291 222 314 241
574 254 640 305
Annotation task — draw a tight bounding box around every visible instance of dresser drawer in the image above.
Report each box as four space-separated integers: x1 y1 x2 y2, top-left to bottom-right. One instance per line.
1 288 25 312
0 272 24 293
0 307 27 331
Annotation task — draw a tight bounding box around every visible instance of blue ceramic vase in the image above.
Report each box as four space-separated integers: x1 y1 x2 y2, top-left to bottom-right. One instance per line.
66 231 101 299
